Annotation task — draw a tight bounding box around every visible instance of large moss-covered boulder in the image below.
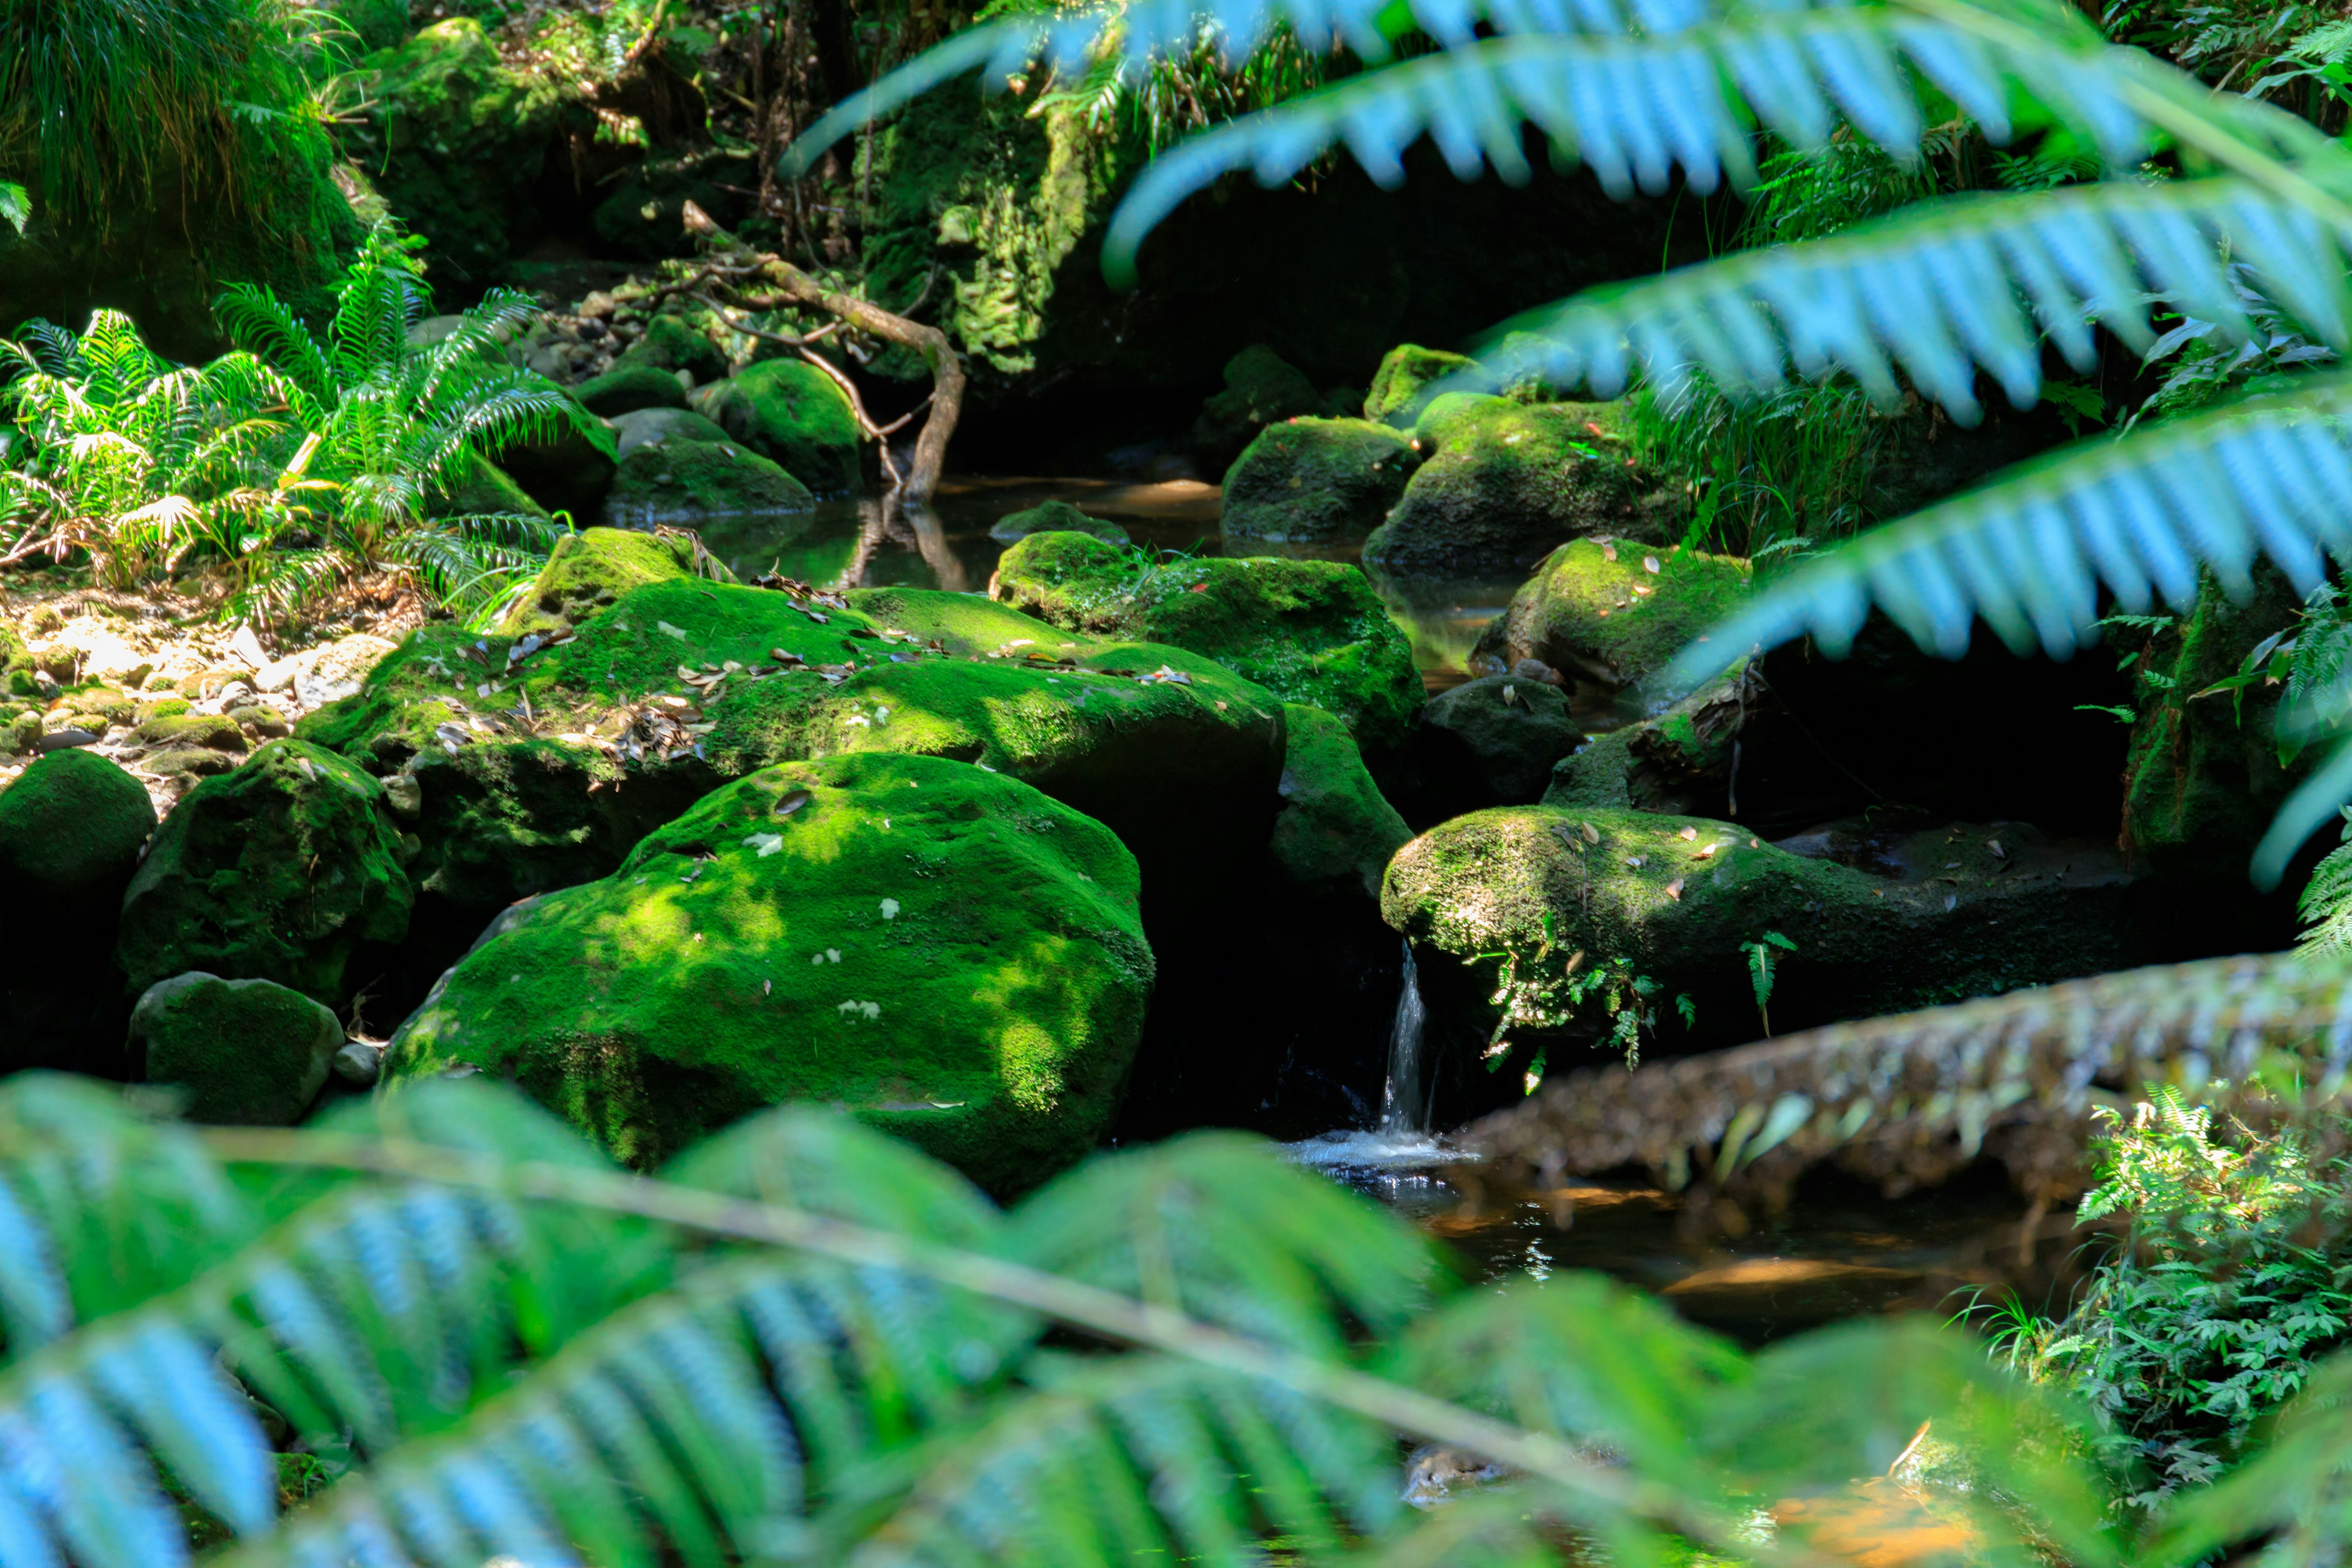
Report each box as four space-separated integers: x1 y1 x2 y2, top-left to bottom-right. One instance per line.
1365 344 1474 425
299 576 1286 933
990 532 1422 756
494 526 723 641
1219 418 1421 544
1383 805 2151 1077
613 314 729 383
344 20 564 287
692 360 860 494
131 972 342 1125
0 748 156 918
116 740 414 1007
385 753 1154 1191
1365 397 1679 575
989 499 1130 545
1406 673 1585 818
1543 674 1746 819
500 408 619 522
1191 345 1325 464
575 364 691 418
1475 539 1751 690
603 424 814 526
1271 704 1410 900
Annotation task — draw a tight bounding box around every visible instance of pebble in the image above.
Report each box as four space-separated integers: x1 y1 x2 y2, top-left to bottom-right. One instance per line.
333 1039 384 1086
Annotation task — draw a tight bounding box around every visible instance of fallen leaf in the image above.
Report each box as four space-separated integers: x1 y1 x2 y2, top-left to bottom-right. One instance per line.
1694 843 1717 859
1643 556 1660 573
1664 878 1685 900
1676 826 1698 841
1580 822 1600 844
774 788 813 818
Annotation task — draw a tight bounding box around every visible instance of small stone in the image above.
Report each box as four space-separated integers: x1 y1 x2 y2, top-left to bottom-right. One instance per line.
333 1039 383 1086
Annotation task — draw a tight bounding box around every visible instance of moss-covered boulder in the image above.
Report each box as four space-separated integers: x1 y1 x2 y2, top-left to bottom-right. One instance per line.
344 20 565 287
692 360 860 494
613 315 728 384
603 424 815 526
116 740 415 1007
1542 674 1746 819
1475 539 1751 690
990 532 1422 756
1271 705 1411 900
1191 345 1325 464
1408 673 1585 815
298 578 1285 936
500 409 619 522
383 752 1154 1190
1383 805 2151 1069
432 456 551 522
131 972 342 1125
493 526 721 641
1364 398 1680 575
989 499 1131 546
1365 344 1474 425
1219 418 1421 544
0 748 156 917
609 406 731 454
576 364 691 418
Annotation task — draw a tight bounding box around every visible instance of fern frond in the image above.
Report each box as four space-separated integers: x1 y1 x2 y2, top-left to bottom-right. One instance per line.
2299 836 2352 958
1660 372 2352 683
214 283 336 415
1477 176 2352 422
1467 951 2352 1208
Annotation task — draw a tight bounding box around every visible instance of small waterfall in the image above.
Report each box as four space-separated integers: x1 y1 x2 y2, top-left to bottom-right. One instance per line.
1379 944 1430 1136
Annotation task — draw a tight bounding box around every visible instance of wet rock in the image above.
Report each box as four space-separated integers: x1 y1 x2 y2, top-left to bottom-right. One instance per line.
691 359 861 494
384 753 1153 1193
1474 538 1751 692
117 740 415 1008
988 499 1131 546
34 729 99 753
990 531 1423 758
1400 673 1586 818
131 972 341 1125
1363 396 1681 575
1365 343 1475 426
575 363 692 417
1219 418 1421 544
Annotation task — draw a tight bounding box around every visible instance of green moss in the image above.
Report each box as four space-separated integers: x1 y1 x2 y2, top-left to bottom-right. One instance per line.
1476 538 1751 688
603 434 814 525
693 360 859 494
0 625 37 698
1270 705 1410 899
383 752 1153 1191
1365 344 1474 424
1219 418 1421 543
1384 805 2147 1052
575 364 690 417
116 740 413 1006
990 534 1423 754
989 499 1131 545
132 973 341 1125
1366 399 1680 574
615 314 728 382
137 712 247 752
345 20 565 287
494 526 710 641
0 748 155 904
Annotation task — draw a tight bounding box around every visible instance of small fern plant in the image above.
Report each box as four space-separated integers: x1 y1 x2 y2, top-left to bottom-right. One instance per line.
0 1068 2196 1567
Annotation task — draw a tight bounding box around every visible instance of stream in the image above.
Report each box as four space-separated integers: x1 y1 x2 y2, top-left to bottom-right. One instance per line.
706 479 2097 1344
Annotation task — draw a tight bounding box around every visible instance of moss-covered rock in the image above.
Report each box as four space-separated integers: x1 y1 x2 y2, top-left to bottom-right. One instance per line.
1384 805 2150 1061
116 740 415 1007
1271 705 1411 900
1192 345 1324 463
1365 398 1681 575
344 20 565 288
137 712 248 753
609 406 731 454
1365 343 1474 425
0 748 156 913
575 364 690 417
990 532 1422 755
299 578 1286 931
603 424 814 526
384 752 1153 1190
432 456 551 522
1475 539 1751 690
1411 673 1584 812
501 407 619 522
692 360 859 494
131 972 341 1125
494 526 716 641
613 314 728 383
989 499 1130 546
1219 418 1420 544
1542 674 1746 818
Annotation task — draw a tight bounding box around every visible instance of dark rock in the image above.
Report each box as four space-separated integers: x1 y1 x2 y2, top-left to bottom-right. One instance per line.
576 363 692 417
1219 418 1420 544
1406 673 1585 816
131 971 341 1125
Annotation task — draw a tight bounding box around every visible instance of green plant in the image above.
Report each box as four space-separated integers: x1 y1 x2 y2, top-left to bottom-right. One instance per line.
1476 911 1691 1074
0 1068 2180 1568
2007 1089 2352 1508
1743 929 1796 1038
